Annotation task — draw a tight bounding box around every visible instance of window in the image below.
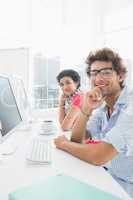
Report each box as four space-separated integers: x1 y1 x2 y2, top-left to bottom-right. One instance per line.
31 54 60 109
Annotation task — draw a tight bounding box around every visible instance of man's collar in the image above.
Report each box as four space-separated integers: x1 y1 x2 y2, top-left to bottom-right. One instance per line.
100 86 128 112
115 86 128 106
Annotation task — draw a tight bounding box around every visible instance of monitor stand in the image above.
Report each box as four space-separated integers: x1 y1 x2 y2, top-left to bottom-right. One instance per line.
0 144 18 155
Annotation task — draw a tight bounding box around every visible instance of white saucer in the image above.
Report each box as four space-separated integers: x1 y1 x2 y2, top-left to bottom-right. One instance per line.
39 130 55 135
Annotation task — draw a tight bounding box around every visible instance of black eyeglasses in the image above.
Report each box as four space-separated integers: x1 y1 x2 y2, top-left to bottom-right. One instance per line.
87 68 113 79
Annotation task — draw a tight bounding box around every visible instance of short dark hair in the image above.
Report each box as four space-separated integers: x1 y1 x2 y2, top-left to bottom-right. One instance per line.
56 69 80 88
86 48 127 88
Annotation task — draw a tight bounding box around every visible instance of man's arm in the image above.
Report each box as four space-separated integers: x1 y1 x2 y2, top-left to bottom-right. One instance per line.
71 87 105 143
54 136 118 166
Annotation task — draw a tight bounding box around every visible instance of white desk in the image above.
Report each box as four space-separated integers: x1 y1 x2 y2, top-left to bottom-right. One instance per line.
0 109 132 200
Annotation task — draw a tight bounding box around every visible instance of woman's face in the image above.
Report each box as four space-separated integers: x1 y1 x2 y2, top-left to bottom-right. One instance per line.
59 76 79 96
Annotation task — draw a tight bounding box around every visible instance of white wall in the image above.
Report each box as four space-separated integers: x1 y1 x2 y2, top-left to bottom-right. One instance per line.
103 0 133 15
103 0 133 86
0 0 106 89
0 0 31 88
31 0 105 66
0 48 29 88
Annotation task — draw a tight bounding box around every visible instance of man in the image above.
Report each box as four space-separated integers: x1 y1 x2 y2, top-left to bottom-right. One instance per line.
54 48 133 198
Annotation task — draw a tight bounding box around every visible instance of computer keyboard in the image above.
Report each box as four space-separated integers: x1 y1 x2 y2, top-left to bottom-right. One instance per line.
26 137 51 164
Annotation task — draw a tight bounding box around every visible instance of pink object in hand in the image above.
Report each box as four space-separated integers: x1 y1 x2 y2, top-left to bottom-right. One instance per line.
85 140 101 144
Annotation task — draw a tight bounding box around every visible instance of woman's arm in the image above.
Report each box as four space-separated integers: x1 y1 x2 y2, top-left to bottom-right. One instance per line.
58 94 67 125
59 104 66 125
60 92 83 131
71 112 91 143
60 106 80 131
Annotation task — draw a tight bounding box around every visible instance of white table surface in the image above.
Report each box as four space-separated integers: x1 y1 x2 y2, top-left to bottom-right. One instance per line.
0 109 132 200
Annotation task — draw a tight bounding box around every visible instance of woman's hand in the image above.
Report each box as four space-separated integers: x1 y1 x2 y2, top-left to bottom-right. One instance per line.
59 93 67 107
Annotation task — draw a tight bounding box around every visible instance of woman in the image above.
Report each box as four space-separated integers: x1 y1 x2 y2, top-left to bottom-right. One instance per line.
57 69 83 131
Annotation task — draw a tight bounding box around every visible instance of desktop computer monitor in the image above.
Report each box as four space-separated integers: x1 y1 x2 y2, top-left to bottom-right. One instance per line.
9 75 31 122
0 74 22 143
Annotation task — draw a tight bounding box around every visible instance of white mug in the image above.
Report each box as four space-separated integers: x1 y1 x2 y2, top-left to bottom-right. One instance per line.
40 120 54 134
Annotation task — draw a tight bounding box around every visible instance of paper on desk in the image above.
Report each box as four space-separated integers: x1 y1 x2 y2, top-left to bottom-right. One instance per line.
9 174 122 200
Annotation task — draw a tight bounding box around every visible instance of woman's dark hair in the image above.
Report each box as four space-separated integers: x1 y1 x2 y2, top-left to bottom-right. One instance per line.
86 48 127 88
56 69 80 88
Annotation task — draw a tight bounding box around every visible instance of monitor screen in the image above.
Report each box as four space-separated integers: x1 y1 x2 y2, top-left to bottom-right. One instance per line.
0 75 22 141
10 75 30 122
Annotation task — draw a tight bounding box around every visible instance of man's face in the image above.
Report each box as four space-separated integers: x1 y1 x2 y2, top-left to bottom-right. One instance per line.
89 61 123 96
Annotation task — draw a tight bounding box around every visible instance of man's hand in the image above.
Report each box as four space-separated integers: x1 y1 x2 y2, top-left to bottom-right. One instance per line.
54 135 68 149
82 87 105 115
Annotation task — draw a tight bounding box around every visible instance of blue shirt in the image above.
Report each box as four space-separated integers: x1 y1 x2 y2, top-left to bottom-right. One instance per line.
86 87 128 140
86 87 133 198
